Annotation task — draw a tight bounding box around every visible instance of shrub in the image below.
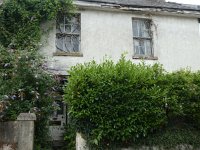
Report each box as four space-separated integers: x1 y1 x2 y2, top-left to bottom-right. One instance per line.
65 56 169 148
164 70 200 128
65 56 200 149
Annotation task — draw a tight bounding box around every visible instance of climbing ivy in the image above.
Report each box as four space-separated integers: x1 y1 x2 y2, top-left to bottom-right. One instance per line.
0 0 75 149
0 0 75 49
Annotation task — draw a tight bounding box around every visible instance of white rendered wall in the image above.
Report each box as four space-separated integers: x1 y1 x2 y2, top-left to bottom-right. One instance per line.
154 15 200 71
40 9 200 74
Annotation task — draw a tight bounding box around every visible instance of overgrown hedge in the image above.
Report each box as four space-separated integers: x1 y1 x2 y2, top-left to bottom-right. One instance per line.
65 56 200 149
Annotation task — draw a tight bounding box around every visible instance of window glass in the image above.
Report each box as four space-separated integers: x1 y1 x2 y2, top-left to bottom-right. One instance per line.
133 19 152 57
56 14 81 52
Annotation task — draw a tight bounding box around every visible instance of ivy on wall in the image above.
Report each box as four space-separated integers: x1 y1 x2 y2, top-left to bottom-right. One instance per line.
0 0 75 49
0 0 75 149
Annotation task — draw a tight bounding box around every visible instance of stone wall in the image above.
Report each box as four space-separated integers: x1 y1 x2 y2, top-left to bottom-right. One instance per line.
0 113 36 150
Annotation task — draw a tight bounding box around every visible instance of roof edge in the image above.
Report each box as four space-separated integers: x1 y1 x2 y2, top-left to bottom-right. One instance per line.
75 0 200 17
75 0 200 12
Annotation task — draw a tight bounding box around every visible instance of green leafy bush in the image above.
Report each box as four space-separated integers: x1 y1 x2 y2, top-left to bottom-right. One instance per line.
65 56 168 148
65 56 200 149
164 70 200 128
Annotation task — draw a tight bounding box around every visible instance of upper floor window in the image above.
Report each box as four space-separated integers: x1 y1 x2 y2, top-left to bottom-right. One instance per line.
132 19 153 58
198 18 200 36
56 14 81 53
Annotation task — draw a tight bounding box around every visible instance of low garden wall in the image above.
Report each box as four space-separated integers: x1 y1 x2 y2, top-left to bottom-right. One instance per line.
0 113 36 150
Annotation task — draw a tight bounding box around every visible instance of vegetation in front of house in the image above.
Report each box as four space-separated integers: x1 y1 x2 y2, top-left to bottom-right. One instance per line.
0 0 74 149
64 56 200 149
134 126 200 150
62 123 77 150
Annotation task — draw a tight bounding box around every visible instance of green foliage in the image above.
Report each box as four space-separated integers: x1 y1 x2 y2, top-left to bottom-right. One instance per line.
0 0 75 149
64 56 200 149
0 38 56 149
0 0 75 49
65 56 168 148
0 46 53 117
63 124 76 150
135 127 200 150
164 70 200 128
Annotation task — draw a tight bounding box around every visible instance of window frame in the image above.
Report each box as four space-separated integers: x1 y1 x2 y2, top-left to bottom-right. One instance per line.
198 18 200 36
132 18 156 59
54 13 82 57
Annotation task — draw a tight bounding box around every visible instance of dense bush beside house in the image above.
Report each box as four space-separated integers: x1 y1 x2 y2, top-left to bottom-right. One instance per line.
0 0 74 149
64 56 200 149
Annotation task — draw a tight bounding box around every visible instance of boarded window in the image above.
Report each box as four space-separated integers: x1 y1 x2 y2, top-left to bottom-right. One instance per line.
132 19 153 57
56 14 81 52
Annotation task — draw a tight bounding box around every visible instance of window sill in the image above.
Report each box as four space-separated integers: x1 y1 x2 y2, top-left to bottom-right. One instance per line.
132 56 158 60
53 51 83 57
